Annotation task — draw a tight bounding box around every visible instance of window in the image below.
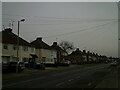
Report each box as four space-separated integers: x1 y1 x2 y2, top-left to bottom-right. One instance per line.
3 44 8 49
22 58 29 62
54 58 57 62
31 47 34 52
42 57 46 62
13 45 17 50
23 46 28 51
51 59 53 62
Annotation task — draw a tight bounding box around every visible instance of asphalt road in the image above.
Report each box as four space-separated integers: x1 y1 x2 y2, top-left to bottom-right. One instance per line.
3 63 112 88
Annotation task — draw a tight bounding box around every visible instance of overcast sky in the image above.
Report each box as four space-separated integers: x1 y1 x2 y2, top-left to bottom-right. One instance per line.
2 2 119 57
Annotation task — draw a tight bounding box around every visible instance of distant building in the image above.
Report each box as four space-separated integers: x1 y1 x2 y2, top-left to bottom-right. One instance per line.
1 28 36 63
82 50 88 63
68 48 83 64
91 53 97 63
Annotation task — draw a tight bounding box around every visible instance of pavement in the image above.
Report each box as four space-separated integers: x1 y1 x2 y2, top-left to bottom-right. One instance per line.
95 65 119 88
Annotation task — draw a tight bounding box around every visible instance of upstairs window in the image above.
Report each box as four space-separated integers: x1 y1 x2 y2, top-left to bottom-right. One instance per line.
42 57 46 62
31 47 34 52
3 44 8 49
13 45 17 50
23 46 28 51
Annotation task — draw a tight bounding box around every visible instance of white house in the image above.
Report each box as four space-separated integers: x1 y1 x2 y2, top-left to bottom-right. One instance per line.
1 28 36 63
31 37 57 64
51 42 67 63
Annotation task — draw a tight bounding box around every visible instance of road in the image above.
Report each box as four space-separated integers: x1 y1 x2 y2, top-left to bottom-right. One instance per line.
3 63 112 88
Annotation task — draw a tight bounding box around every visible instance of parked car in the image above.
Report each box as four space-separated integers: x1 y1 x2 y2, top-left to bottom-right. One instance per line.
9 62 25 72
24 62 29 67
2 62 10 72
105 61 108 64
2 61 25 73
18 62 25 71
36 63 45 70
110 61 118 66
60 60 71 66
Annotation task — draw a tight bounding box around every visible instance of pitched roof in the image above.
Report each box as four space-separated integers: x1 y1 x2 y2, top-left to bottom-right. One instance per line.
30 37 51 49
51 42 65 52
1 28 31 46
69 48 82 56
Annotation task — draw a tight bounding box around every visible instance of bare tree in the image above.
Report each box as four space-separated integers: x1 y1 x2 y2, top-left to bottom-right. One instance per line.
59 41 75 54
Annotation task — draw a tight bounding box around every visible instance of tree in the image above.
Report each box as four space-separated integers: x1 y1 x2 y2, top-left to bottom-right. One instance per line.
59 41 75 54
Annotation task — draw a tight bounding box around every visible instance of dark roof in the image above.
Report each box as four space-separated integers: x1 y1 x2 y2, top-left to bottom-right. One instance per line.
51 42 65 52
1 28 31 46
30 37 51 49
69 48 82 56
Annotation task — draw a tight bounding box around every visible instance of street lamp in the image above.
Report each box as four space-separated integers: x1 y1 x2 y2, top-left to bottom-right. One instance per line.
16 19 25 73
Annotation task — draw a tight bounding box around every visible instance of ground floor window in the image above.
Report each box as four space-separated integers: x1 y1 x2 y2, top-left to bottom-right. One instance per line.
22 58 29 62
2 56 10 63
12 57 18 62
42 57 46 62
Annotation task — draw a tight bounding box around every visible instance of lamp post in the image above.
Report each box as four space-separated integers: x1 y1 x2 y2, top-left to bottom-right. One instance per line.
16 19 25 73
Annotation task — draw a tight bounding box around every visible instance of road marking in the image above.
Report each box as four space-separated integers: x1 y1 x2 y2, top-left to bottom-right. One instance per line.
56 82 64 86
3 76 45 87
68 79 74 82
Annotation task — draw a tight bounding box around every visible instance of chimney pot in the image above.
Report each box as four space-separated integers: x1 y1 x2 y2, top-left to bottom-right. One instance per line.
83 50 86 53
53 42 57 46
76 48 79 51
37 37 42 41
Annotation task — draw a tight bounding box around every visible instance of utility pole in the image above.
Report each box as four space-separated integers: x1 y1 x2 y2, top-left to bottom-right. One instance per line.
16 19 25 73
118 1 120 59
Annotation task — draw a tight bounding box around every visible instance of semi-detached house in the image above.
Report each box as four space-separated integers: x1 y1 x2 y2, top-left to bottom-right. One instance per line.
1 28 36 63
51 42 67 64
30 37 57 65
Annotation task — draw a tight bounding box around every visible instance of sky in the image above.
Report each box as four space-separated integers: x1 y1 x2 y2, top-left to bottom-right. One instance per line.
2 2 119 57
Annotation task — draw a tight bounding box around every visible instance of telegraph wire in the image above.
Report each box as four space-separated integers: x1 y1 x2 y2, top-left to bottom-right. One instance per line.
3 13 118 21
42 20 117 38
3 17 118 26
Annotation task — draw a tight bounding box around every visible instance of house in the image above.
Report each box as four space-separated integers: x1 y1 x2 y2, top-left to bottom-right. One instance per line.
51 42 67 64
30 37 57 65
90 53 96 63
68 48 83 64
95 53 99 63
98 55 108 63
1 28 36 64
98 55 103 63
82 50 88 63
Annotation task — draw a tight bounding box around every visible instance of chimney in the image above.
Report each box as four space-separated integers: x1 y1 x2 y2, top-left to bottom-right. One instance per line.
37 37 42 41
83 50 86 53
76 48 79 51
87 51 90 54
53 42 57 46
5 28 12 33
